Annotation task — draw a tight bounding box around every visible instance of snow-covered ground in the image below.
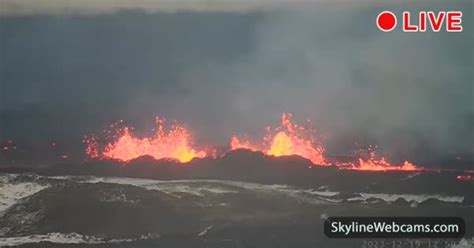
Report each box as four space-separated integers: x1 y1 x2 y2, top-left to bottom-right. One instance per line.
0 232 157 246
347 192 464 204
0 174 470 247
48 175 464 205
0 174 49 216
0 174 465 215
51 176 338 204
0 232 103 246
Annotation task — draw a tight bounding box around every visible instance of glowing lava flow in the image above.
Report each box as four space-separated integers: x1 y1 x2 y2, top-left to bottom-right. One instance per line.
230 136 258 152
85 117 208 163
351 151 421 171
230 113 422 171
231 113 328 165
85 113 423 171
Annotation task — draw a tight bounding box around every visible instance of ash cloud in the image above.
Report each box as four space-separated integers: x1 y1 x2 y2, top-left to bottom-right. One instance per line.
0 1 472 166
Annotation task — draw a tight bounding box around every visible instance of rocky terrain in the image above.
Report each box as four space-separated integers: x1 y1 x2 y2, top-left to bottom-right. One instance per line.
0 150 472 247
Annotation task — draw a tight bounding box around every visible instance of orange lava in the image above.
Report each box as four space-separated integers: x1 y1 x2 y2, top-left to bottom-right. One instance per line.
350 151 421 171
230 136 258 152
231 113 327 165
1 140 16 152
84 113 424 171
230 114 421 171
85 117 208 163
84 136 99 159
456 175 473 181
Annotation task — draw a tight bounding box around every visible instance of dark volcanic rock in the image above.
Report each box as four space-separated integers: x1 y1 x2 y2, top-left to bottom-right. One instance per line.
0 150 472 247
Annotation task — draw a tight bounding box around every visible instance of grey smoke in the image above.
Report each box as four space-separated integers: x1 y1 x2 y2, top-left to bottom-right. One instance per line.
0 1 472 165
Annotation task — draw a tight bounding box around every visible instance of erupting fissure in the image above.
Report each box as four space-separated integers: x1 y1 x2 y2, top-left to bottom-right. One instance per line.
353 151 420 171
84 113 422 171
231 113 327 165
84 117 208 163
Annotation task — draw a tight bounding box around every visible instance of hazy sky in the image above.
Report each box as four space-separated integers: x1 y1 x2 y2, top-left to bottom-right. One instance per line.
0 1 472 164
0 0 368 16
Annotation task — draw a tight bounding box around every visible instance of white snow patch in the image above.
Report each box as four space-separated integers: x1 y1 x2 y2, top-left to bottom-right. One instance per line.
0 175 49 215
348 193 464 204
81 177 239 196
43 176 465 206
43 176 341 205
198 225 213 237
39 173 464 207
0 232 103 246
0 232 158 246
303 189 340 197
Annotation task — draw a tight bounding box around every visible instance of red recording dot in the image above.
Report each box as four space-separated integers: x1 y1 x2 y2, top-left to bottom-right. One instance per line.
377 11 397 32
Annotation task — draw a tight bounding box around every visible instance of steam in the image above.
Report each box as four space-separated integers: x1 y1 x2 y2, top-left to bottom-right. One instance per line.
0 2 472 165
211 5 473 162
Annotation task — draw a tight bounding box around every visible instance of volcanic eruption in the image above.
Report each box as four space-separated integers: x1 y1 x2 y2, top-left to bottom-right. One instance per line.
230 113 421 171
230 113 327 165
352 150 420 171
84 113 422 171
84 117 208 163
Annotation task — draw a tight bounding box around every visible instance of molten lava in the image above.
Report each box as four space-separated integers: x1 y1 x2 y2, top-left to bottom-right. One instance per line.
84 113 423 171
231 113 327 165
85 117 208 163
230 136 258 152
456 175 473 182
351 151 421 171
229 113 422 171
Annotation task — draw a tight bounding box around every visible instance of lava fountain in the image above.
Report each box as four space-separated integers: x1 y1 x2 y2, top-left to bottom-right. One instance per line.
84 113 422 171
351 151 421 171
84 117 208 163
230 113 422 171
231 113 328 165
